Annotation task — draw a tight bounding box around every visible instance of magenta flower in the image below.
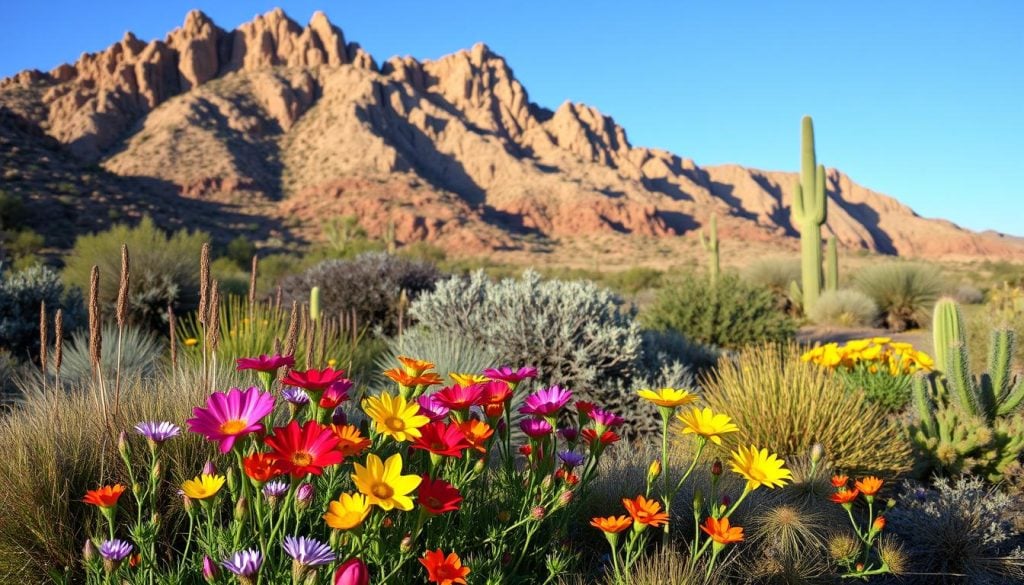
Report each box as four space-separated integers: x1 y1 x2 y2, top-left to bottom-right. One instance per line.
589 408 625 429
520 386 572 417
559 426 579 441
484 366 538 384
186 387 275 453
417 393 450 421
433 384 485 411
235 354 294 373
520 418 554 438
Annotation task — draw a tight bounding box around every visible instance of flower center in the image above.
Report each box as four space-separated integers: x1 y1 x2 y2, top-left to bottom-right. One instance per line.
291 452 313 467
431 441 447 451
219 419 248 435
371 483 394 499
386 417 405 431
427 497 442 509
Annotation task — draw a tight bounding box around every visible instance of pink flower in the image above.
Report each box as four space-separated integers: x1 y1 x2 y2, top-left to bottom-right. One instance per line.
187 387 275 453
417 393 450 421
589 408 625 429
520 418 553 438
433 384 485 411
520 386 572 417
235 354 294 373
319 380 353 409
334 558 369 585
484 366 538 384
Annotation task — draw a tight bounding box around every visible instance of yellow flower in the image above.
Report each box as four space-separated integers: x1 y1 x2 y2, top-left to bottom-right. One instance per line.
676 407 739 445
637 388 698 408
183 338 199 347
845 339 872 352
323 492 371 530
859 344 883 361
870 337 892 345
363 391 430 442
450 372 488 386
819 344 843 367
730 445 792 491
327 358 337 368
181 474 225 500
352 453 422 511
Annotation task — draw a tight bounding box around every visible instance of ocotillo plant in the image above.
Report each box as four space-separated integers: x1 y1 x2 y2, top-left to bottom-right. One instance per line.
792 116 827 314
698 214 720 285
825 236 839 292
932 297 966 374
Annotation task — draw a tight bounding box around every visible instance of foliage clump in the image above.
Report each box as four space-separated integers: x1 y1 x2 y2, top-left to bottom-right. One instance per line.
808 289 879 327
854 262 942 331
0 264 83 361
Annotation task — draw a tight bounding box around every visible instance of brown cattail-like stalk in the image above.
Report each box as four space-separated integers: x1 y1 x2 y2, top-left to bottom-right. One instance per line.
198 243 211 325
248 255 258 305
116 244 130 327
168 305 178 369
54 309 63 379
39 300 48 373
304 317 316 369
283 301 299 358
274 285 282 313
206 280 221 352
88 266 102 371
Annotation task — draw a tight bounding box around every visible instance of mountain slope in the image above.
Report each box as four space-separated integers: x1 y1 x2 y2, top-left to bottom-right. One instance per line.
2 8 1021 261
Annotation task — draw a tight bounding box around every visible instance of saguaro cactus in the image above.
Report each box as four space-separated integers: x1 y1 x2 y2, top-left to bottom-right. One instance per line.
699 214 720 285
825 236 839 292
792 116 827 314
932 297 965 374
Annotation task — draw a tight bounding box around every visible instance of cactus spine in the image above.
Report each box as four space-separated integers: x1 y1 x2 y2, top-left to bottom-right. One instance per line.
792 116 827 314
699 214 720 285
825 236 838 291
932 297 965 374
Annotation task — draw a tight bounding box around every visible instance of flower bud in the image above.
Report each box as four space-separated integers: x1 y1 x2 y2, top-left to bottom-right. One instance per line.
382 517 394 529
519 444 532 456
202 555 218 583
83 539 97 563
151 460 163 483
540 475 553 492
886 498 897 509
693 489 704 515
872 516 886 533
711 459 723 476
810 443 825 464
648 459 661 481
333 558 369 585
234 496 249 523
182 494 195 515
558 490 574 507
132 482 143 499
225 467 237 493
400 535 414 553
296 483 314 510
531 506 546 521
117 431 131 462
721 494 732 509
150 512 161 528
202 460 217 476
473 458 487 476
497 510 511 523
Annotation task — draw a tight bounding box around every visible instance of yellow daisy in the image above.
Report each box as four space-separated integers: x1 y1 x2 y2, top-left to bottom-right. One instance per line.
730 445 792 491
450 372 488 386
352 453 422 511
362 391 429 442
323 492 371 530
636 388 698 408
676 407 739 445
181 474 225 500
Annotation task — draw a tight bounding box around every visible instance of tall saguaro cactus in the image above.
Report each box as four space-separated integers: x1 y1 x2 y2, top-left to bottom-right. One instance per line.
825 236 839 292
792 116 827 313
699 213 720 285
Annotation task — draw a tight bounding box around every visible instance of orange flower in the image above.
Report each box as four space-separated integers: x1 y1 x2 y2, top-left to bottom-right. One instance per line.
458 419 494 453
622 495 669 529
872 515 886 533
589 515 633 533
84 484 126 508
384 368 443 388
242 452 283 483
331 424 373 458
419 549 470 585
700 516 744 545
855 476 883 496
831 475 849 488
830 488 860 506
398 356 435 377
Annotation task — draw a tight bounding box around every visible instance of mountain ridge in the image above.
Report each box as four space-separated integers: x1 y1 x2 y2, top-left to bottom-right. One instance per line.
2 8 1022 261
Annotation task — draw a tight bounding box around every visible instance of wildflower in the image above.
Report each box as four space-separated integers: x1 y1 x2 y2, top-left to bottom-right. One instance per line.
222 549 262 585
872 515 886 533
831 475 849 488
352 453 422 511
711 459 723 476
334 558 370 585
531 506 546 520
520 386 572 417
417 393 451 421
235 354 294 373
581 428 620 446
480 380 512 406
433 384 486 411
830 488 860 507
558 450 586 468
623 495 669 530
319 380 353 409
84 484 126 509
459 419 494 453
263 420 344 477
363 391 430 442
181 474 226 500
262 480 289 501
330 424 373 458
648 459 661 480
296 484 315 508
186 387 275 453
282 367 348 395
418 475 463 515
99 539 133 573
133 421 181 448
676 407 739 445
520 418 553 438
700 516 744 547
559 426 579 441
450 372 488 386
398 356 436 377
420 549 471 585
855 476 884 499
483 365 538 384
183 337 199 347
383 368 444 388
323 493 371 530
282 536 335 571
729 445 792 490
411 421 472 458
202 555 218 582
589 515 633 534
588 408 625 432
331 407 348 426
242 452 284 484
636 387 698 408
281 387 310 405
574 400 596 415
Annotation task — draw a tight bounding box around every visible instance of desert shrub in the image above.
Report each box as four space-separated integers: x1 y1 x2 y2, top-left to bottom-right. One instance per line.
604 266 665 294
397 241 447 264
224 234 255 269
642 273 796 349
282 252 442 334
0 189 25 231
62 216 207 333
854 263 942 331
952 284 985 305
701 343 913 475
0 264 83 361
743 257 802 294
808 289 879 327
411 269 642 393
888 476 1024 584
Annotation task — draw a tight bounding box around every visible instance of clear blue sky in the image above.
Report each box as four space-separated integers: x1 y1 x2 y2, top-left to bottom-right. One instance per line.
2 1 1022 236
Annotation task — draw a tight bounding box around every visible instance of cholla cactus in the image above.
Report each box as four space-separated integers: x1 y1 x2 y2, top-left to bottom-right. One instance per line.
910 301 1024 481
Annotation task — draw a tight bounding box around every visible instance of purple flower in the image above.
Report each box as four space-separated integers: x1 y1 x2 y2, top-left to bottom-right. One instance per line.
282 387 310 405
558 426 579 441
588 408 625 429
417 393 450 421
558 450 586 468
236 354 295 373
331 406 348 426
134 421 182 444
222 549 263 577
520 418 554 438
262 480 289 499
484 365 538 384
202 555 219 581
202 460 217 476
520 386 572 417
282 535 336 567
99 539 133 561
296 483 315 504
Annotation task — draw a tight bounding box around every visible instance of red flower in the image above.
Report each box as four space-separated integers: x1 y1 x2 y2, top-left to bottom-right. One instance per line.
459 420 494 453
242 452 284 483
575 401 596 415
282 367 347 393
481 381 512 405
418 475 463 515
264 420 343 477
581 428 620 446
433 384 485 411
420 549 470 585
235 354 294 373
831 475 849 488
830 488 860 506
84 484 125 508
519 444 532 456
319 380 353 409
411 421 472 458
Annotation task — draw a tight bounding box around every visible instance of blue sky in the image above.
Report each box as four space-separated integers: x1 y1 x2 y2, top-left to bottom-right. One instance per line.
2 1 1022 235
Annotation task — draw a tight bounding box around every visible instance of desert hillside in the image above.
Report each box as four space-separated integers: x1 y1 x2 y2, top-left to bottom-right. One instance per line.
2 8 1022 261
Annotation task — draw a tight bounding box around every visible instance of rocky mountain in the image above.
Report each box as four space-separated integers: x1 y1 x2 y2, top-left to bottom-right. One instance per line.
2 8 1021 261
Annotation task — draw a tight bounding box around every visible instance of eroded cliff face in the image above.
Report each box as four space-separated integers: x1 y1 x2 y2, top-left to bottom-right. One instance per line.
3 8 1021 259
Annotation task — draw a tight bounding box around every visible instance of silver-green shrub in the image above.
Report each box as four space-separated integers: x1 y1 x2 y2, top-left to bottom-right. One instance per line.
0 264 83 360
854 262 942 331
809 289 879 327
